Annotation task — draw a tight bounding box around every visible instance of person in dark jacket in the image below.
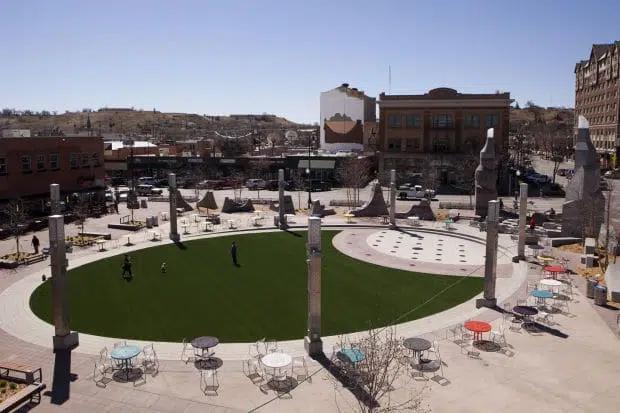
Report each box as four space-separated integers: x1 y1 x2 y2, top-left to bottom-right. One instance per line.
121 254 133 279
32 235 40 254
231 241 238 266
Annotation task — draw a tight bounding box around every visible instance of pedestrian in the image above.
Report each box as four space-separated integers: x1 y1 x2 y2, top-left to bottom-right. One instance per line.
32 235 40 254
513 199 518 210
529 216 536 233
499 199 504 210
121 254 133 279
231 241 238 266
113 199 119 214
161 262 167 274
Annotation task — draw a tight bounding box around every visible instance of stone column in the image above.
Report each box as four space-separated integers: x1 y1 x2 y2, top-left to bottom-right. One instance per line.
50 214 79 351
278 169 286 229
389 169 396 228
168 173 180 242
517 183 528 260
50 184 61 215
476 200 500 309
304 216 323 356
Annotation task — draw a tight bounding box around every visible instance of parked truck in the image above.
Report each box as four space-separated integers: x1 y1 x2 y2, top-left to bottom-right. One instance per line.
397 184 435 200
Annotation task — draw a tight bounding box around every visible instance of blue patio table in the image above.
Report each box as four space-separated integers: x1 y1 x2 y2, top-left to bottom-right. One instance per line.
111 345 142 381
530 289 553 306
337 348 365 365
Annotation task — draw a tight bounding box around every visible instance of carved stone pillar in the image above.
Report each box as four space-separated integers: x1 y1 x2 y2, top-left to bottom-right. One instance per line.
517 183 528 260
169 173 180 242
476 200 499 309
389 169 396 228
304 216 323 356
278 169 286 229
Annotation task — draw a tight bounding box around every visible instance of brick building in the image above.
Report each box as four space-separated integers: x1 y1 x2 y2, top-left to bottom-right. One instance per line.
377 88 512 187
574 42 620 167
0 135 105 201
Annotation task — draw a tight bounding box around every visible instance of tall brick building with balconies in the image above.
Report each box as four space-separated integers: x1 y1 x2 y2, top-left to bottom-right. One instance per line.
574 42 620 167
377 88 512 187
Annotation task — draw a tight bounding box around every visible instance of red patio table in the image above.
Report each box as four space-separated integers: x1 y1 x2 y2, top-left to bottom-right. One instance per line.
464 320 492 341
543 265 565 279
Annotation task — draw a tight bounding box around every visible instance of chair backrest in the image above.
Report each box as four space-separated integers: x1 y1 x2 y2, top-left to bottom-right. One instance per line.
99 347 108 360
433 340 439 352
113 340 126 348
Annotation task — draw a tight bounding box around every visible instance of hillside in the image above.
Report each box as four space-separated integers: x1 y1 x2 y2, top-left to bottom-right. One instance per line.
0 108 306 140
509 106 574 131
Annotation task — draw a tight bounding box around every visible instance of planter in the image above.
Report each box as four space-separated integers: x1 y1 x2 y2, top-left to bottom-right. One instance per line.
0 260 18 269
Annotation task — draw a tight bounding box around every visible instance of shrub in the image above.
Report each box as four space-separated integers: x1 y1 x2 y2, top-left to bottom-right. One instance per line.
0 380 7 388
1 388 6 394
9 382 16 390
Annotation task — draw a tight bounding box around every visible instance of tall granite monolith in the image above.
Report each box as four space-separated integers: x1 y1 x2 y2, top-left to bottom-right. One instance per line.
476 200 500 309
169 173 180 242
517 182 528 260
389 169 396 228
278 169 286 229
304 216 323 356
562 116 605 238
50 184 61 215
475 128 498 218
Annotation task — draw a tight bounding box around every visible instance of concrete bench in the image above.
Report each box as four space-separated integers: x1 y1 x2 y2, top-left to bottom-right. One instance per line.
0 382 46 412
19 254 47 265
0 363 42 384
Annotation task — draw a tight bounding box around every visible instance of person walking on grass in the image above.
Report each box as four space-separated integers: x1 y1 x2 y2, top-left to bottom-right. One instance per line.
121 254 133 279
32 235 40 254
231 241 238 266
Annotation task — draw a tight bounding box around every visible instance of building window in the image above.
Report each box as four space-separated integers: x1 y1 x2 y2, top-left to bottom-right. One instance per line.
388 114 403 128
69 152 78 168
431 114 453 128
92 152 100 166
432 135 450 153
21 155 32 173
405 115 421 128
464 115 480 129
484 114 500 128
387 138 402 152
36 154 46 171
0 157 6 174
81 152 89 167
49 153 60 170
405 139 420 152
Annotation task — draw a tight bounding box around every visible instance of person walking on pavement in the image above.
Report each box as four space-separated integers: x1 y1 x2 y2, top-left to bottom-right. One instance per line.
231 241 239 266
121 254 133 279
529 216 536 233
32 235 40 254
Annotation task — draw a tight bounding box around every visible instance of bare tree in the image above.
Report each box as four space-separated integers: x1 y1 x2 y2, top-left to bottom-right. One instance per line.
3 199 29 258
598 180 617 271
337 157 373 207
249 158 274 200
73 195 91 236
231 171 246 201
330 327 430 413
419 156 438 191
537 125 572 183
452 155 479 206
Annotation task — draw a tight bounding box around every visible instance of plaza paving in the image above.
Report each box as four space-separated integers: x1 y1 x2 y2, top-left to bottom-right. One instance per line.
0 191 618 412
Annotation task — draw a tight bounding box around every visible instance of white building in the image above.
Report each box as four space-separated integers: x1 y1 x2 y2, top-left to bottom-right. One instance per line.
319 83 376 152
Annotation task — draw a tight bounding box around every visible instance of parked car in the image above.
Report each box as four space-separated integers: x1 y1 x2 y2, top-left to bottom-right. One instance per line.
302 180 332 192
197 179 225 189
136 184 163 196
246 179 267 190
398 185 435 200
604 169 620 179
266 179 296 191
540 183 565 197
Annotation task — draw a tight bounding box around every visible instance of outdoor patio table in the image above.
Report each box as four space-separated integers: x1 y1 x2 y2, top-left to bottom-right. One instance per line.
513 305 538 327
544 265 565 280
337 348 366 365
191 336 219 365
403 337 431 364
110 345 142 381
540 278 563 295
443 219 454 230
537 255 555 264
464 320 492 341
530 289 553 306
380 215 389 225
343 213 355 224
227 219 236 229
261 352 292 379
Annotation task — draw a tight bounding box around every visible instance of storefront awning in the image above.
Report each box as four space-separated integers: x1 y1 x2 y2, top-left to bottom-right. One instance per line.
297 159 336 169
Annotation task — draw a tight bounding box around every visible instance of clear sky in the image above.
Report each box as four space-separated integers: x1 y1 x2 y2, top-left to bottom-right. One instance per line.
2 0 619 124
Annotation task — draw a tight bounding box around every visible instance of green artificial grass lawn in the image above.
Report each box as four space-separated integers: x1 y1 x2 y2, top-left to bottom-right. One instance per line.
30 231 483 342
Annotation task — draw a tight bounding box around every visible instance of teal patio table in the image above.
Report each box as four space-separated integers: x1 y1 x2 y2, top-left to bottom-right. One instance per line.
111 345 142 381
337 348 365 365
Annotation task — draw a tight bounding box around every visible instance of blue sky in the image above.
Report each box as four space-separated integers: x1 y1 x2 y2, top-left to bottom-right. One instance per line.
2 0 619 123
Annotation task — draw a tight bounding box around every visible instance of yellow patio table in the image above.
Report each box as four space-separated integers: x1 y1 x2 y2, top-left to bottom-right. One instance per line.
343 213 355 224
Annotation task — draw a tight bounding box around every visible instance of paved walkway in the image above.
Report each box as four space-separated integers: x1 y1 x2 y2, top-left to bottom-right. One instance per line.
0 209 619 412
